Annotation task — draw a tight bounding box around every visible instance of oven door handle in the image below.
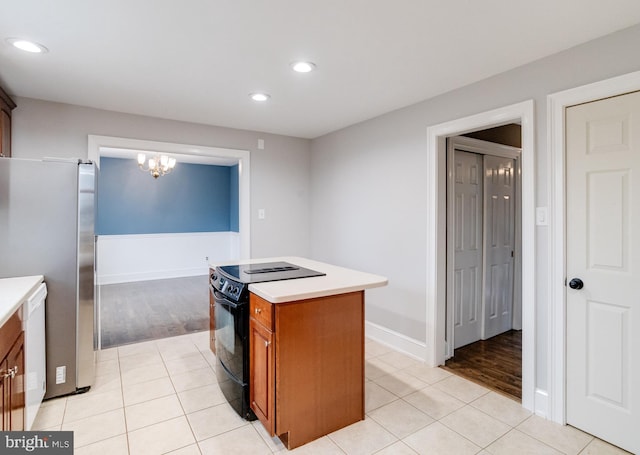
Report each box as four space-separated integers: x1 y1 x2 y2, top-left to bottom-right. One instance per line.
212 287 241 308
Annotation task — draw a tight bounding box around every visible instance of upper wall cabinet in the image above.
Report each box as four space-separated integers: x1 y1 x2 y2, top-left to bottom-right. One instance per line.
0 85 17 158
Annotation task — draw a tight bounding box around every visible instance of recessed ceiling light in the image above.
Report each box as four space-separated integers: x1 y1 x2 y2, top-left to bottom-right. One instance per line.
291 61 316 73
6 38 48 53
250 93 270 102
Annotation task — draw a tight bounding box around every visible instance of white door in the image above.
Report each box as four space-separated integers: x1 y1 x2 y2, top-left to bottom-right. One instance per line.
566 91 640 454
482 155 515 339
450 150 484 349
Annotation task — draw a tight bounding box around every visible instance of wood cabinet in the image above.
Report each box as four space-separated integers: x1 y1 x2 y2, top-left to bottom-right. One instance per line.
0 85 16 158
208 268 216 354
249 291 364 450
0 307 25 430
249 314 274 434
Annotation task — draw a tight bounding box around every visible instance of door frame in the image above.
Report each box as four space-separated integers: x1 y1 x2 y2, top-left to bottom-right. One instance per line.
446 136 522 357
548 70 640 424
426 100 535 412
88 135 251 259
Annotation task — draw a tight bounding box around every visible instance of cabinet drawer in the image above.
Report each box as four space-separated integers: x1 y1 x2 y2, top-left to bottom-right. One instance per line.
250 294 273 330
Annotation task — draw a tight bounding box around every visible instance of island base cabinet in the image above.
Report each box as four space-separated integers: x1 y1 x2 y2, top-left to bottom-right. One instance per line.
249 317 274 434
250 291 364 450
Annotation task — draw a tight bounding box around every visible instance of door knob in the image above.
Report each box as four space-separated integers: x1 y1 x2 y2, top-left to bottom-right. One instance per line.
569 278 584 290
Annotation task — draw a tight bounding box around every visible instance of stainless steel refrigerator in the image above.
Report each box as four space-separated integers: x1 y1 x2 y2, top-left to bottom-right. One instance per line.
0 157 96 398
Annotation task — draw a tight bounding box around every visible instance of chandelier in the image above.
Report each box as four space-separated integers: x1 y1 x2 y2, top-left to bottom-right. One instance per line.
137 153 177 179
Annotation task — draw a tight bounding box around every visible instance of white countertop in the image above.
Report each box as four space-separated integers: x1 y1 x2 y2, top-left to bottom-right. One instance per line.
210 257 387 303
0 275 44 326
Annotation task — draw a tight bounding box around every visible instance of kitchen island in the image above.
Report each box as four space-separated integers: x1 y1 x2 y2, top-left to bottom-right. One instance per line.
247 256 387 303
211 257 386 450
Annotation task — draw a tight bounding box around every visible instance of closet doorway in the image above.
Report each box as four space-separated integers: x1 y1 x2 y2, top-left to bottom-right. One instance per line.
444 126 523 400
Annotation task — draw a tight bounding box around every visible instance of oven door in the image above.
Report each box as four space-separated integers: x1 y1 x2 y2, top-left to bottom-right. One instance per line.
213 288 247 381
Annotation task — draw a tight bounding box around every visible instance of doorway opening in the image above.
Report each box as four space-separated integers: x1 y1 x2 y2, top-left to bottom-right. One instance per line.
425 100 535 413
442 127 523 401
88 135 251 348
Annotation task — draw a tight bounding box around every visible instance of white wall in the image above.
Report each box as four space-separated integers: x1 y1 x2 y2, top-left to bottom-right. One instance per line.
11 98 312 260
309 24 640 400
96 232 240 284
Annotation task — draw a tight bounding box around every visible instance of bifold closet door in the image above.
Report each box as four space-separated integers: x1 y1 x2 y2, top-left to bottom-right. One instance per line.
482 155 515 340
452 151 483 349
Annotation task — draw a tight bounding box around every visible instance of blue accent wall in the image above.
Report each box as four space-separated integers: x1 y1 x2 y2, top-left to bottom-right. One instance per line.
229 164 239 232
97 157 239 235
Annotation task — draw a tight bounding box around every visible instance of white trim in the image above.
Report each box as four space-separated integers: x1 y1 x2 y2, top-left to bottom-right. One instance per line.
547 70 640 425
88 135 251 259
426 100 536 413
95 231 233 240
365 320 427 361
535 389 549 418
95 231 240 285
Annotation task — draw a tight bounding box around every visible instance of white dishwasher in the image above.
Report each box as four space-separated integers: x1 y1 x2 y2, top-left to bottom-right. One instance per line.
24 282 47 431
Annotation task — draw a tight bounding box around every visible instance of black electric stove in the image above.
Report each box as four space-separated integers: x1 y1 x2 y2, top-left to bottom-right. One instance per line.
210 261 325 420
213 261 326 302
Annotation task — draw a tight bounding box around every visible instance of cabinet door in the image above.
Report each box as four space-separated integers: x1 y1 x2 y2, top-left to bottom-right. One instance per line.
0 110 10 158
0 333 24 431
0 356 9 430
8 333 24 431
249 317 274 435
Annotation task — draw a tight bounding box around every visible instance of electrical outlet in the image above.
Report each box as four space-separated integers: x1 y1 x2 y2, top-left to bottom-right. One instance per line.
258 209 265 219
56 366 66 384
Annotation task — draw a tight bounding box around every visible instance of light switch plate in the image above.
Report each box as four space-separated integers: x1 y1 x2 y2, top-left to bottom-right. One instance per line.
536 207 548 226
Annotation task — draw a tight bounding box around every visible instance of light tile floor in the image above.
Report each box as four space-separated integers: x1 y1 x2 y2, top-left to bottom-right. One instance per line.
32 332 630 454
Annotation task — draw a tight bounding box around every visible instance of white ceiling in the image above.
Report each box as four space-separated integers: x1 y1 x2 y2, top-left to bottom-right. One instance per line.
1 1 640 139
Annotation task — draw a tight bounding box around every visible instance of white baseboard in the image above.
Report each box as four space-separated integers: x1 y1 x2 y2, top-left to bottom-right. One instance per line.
365 320 428 363
534 388 549 418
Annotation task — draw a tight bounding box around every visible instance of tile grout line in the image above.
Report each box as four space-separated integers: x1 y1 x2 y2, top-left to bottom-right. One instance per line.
116 344 132 455
163 336 204 454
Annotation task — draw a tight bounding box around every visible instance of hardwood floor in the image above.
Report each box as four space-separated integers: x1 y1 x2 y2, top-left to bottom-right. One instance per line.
99 275 208 348
443 330 522 401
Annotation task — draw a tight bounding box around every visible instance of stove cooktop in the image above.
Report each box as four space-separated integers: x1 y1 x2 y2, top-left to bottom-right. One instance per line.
218 261 325 284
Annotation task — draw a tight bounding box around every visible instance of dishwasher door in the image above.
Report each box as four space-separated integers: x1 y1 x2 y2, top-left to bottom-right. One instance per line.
24 282 47 430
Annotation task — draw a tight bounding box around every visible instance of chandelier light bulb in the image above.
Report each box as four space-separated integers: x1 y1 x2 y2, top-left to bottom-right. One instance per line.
137 153 176 179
